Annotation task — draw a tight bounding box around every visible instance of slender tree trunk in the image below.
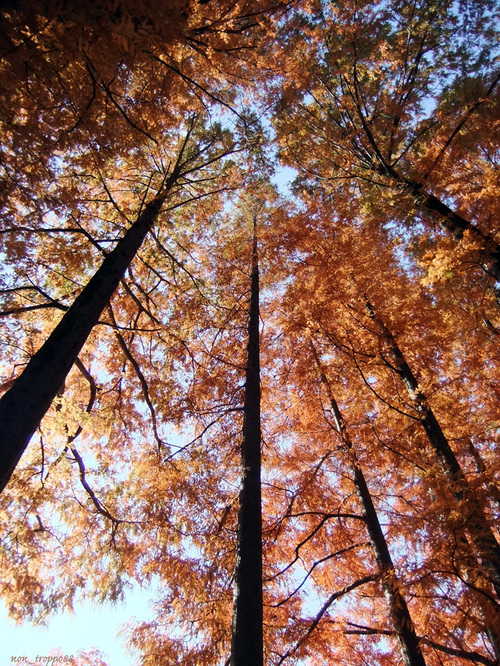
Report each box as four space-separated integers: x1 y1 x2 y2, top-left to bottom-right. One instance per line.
372 81 500 283
403 178 500 282
365 301 500 656
466 439 500 513
311 343 427 666
0 179 176 493
355 68 500 282
231 226 263 666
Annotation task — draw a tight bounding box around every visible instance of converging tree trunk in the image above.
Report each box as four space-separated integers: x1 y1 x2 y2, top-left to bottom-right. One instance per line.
0 172 179 493
231 223 263 666
351 59 500 281
311 342 427 666
365 301 500 650
0 117 236 494
396 173 500 282
466 439 500 513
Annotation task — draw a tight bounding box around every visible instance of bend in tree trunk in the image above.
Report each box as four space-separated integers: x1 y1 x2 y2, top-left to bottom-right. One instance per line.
231 225 263 666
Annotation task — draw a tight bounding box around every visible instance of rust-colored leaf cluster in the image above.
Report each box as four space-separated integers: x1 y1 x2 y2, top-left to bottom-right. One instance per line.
0 0 499 664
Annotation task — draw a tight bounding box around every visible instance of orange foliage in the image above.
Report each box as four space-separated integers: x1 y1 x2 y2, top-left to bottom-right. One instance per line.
0 0 499 664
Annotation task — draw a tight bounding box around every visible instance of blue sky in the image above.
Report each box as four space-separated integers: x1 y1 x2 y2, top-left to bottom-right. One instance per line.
0 165 297 666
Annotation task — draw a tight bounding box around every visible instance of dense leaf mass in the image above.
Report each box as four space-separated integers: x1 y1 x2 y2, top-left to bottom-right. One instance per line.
0 0 499 664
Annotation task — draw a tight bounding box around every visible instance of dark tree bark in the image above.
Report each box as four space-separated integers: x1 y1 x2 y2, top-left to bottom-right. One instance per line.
0 175 177 494
365 301 500 598
365 301 500 658
231 225 263 666
466 439 500 513
351 64 500 282
371 158 500 281
403 178 500 282
0 115 234 494
311 343 427 666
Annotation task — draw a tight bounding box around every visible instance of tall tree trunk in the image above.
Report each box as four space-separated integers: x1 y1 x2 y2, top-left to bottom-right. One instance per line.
466 439 500 513
231 226 263 666
0 177 177 493
365 301 500 597
403 178 500 282
365 301 500 656
378 164 500 281
311 343 427 666
369 73 500 283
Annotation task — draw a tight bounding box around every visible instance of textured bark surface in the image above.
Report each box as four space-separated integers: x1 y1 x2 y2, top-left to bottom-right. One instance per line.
0 192 167 493
397 176 500 282
380 156 500 281
312 344 427 666
365 301 500 613
231 230 263 666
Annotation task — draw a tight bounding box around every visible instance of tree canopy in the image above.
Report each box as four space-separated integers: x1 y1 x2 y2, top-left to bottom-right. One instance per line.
0 0 499 664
